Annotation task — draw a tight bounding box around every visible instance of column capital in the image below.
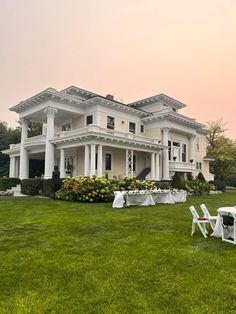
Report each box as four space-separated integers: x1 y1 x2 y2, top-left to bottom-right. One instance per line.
44 107 58 117
189 134 196 139
19 117 29 127
161 127 170 134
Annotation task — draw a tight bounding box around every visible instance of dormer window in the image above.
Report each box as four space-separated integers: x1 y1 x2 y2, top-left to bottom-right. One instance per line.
129 122 136 134
86 115 93 125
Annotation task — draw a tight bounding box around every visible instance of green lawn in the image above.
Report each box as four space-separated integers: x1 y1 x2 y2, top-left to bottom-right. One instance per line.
0 192 236 314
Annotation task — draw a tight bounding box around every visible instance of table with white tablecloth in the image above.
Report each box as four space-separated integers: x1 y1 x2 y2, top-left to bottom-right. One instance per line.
211 207 236 244
112 190 187 208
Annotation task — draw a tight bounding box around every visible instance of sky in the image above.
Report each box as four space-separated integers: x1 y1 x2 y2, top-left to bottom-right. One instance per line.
0 0 235 138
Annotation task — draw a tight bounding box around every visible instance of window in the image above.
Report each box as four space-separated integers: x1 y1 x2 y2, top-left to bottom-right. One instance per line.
168 141 172 160
105 153 112 171
182 144 187 162
196 162 202 170
107 116 115 130
129 122 136 134
133 155 136 172
61 123 71 131
140 124 144 133
86 115 93 125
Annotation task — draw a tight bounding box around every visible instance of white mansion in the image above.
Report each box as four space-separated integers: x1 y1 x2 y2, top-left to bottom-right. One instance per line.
3 86 214 181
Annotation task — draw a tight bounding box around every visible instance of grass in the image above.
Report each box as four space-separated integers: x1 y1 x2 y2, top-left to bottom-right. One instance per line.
0 192 236 313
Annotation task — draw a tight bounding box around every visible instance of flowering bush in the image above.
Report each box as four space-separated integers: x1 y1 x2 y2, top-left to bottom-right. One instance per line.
111 177 156 192
57 176 114 202
185 179 215 196
57 176 156 202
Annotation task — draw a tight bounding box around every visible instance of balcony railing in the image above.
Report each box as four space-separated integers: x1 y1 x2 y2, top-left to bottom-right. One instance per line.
169 161 196 172
59 125 161 145
24 134 47 147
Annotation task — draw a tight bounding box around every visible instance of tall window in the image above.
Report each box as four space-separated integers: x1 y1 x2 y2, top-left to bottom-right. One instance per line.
182 144 187 162
133 155 136 172
196 162 202 170
86 115 93 125
140 124 144 133
168 141 172 160
107 116 115 130
129 122 136 134
105 153 112 171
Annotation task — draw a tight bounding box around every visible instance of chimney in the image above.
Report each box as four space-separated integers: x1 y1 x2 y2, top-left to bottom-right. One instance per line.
105 94 114 100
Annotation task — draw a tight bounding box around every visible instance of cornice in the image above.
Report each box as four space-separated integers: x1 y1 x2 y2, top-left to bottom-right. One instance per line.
129 93 187 109
142 109 205 130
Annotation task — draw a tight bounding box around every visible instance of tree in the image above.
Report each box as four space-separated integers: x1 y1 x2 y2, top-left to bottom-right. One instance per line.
206 119 236 181
0 121 21 176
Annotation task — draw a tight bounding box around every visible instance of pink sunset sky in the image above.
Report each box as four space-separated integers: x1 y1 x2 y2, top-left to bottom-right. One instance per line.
0 0 235 138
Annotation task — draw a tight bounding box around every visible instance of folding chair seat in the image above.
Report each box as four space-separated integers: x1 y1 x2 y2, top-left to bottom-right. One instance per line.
189 205 210 238
200 204 218 230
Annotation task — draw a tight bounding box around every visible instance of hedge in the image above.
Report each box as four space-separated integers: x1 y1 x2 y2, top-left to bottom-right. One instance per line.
0 177 21 191
21 178 63 197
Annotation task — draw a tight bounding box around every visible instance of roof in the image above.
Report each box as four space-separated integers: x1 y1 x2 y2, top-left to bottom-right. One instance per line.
129 93 187 109
141 108 206 131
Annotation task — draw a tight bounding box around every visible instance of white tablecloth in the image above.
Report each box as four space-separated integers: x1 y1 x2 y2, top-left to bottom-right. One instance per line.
112 190 187 208
211 207 236 238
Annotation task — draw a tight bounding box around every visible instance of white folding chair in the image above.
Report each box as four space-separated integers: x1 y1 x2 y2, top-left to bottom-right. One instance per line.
189 205 209 238
200 204 218 230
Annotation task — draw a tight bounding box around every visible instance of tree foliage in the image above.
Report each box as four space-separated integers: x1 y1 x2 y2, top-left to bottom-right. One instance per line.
0 121 21 176
206 119 236 181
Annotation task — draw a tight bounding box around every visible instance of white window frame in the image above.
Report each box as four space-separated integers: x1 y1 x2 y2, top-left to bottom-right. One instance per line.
86 114 94 126
129 121 136 134
107 116 115 130
140 124 145 134
103 151 113 172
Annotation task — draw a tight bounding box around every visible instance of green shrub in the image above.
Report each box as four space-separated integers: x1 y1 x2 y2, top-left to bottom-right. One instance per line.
21 179 43 195
0 177 21 191
210 179 226 192
159 182 171 190
41 179 63 198
171 172 185 189
185 179 215 196
186 173 193 181
197 172 206 182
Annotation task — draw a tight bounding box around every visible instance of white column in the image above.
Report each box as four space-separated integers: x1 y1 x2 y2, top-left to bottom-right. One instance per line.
189 134 196 162
15 157 20 178
84 145 90 176
155 153 160 181
11 156 16 178
151 152 155 180
19 118 29 179
97 145 103 177
162 128 170 180
44 107 57 179
60 148 66 178
9 157 13 177
90 144 96 176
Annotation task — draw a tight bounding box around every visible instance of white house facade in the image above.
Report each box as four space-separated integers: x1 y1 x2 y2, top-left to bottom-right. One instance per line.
2 86 214 181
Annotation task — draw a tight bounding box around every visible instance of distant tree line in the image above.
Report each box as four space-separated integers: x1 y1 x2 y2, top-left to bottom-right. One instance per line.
0 121 42 177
